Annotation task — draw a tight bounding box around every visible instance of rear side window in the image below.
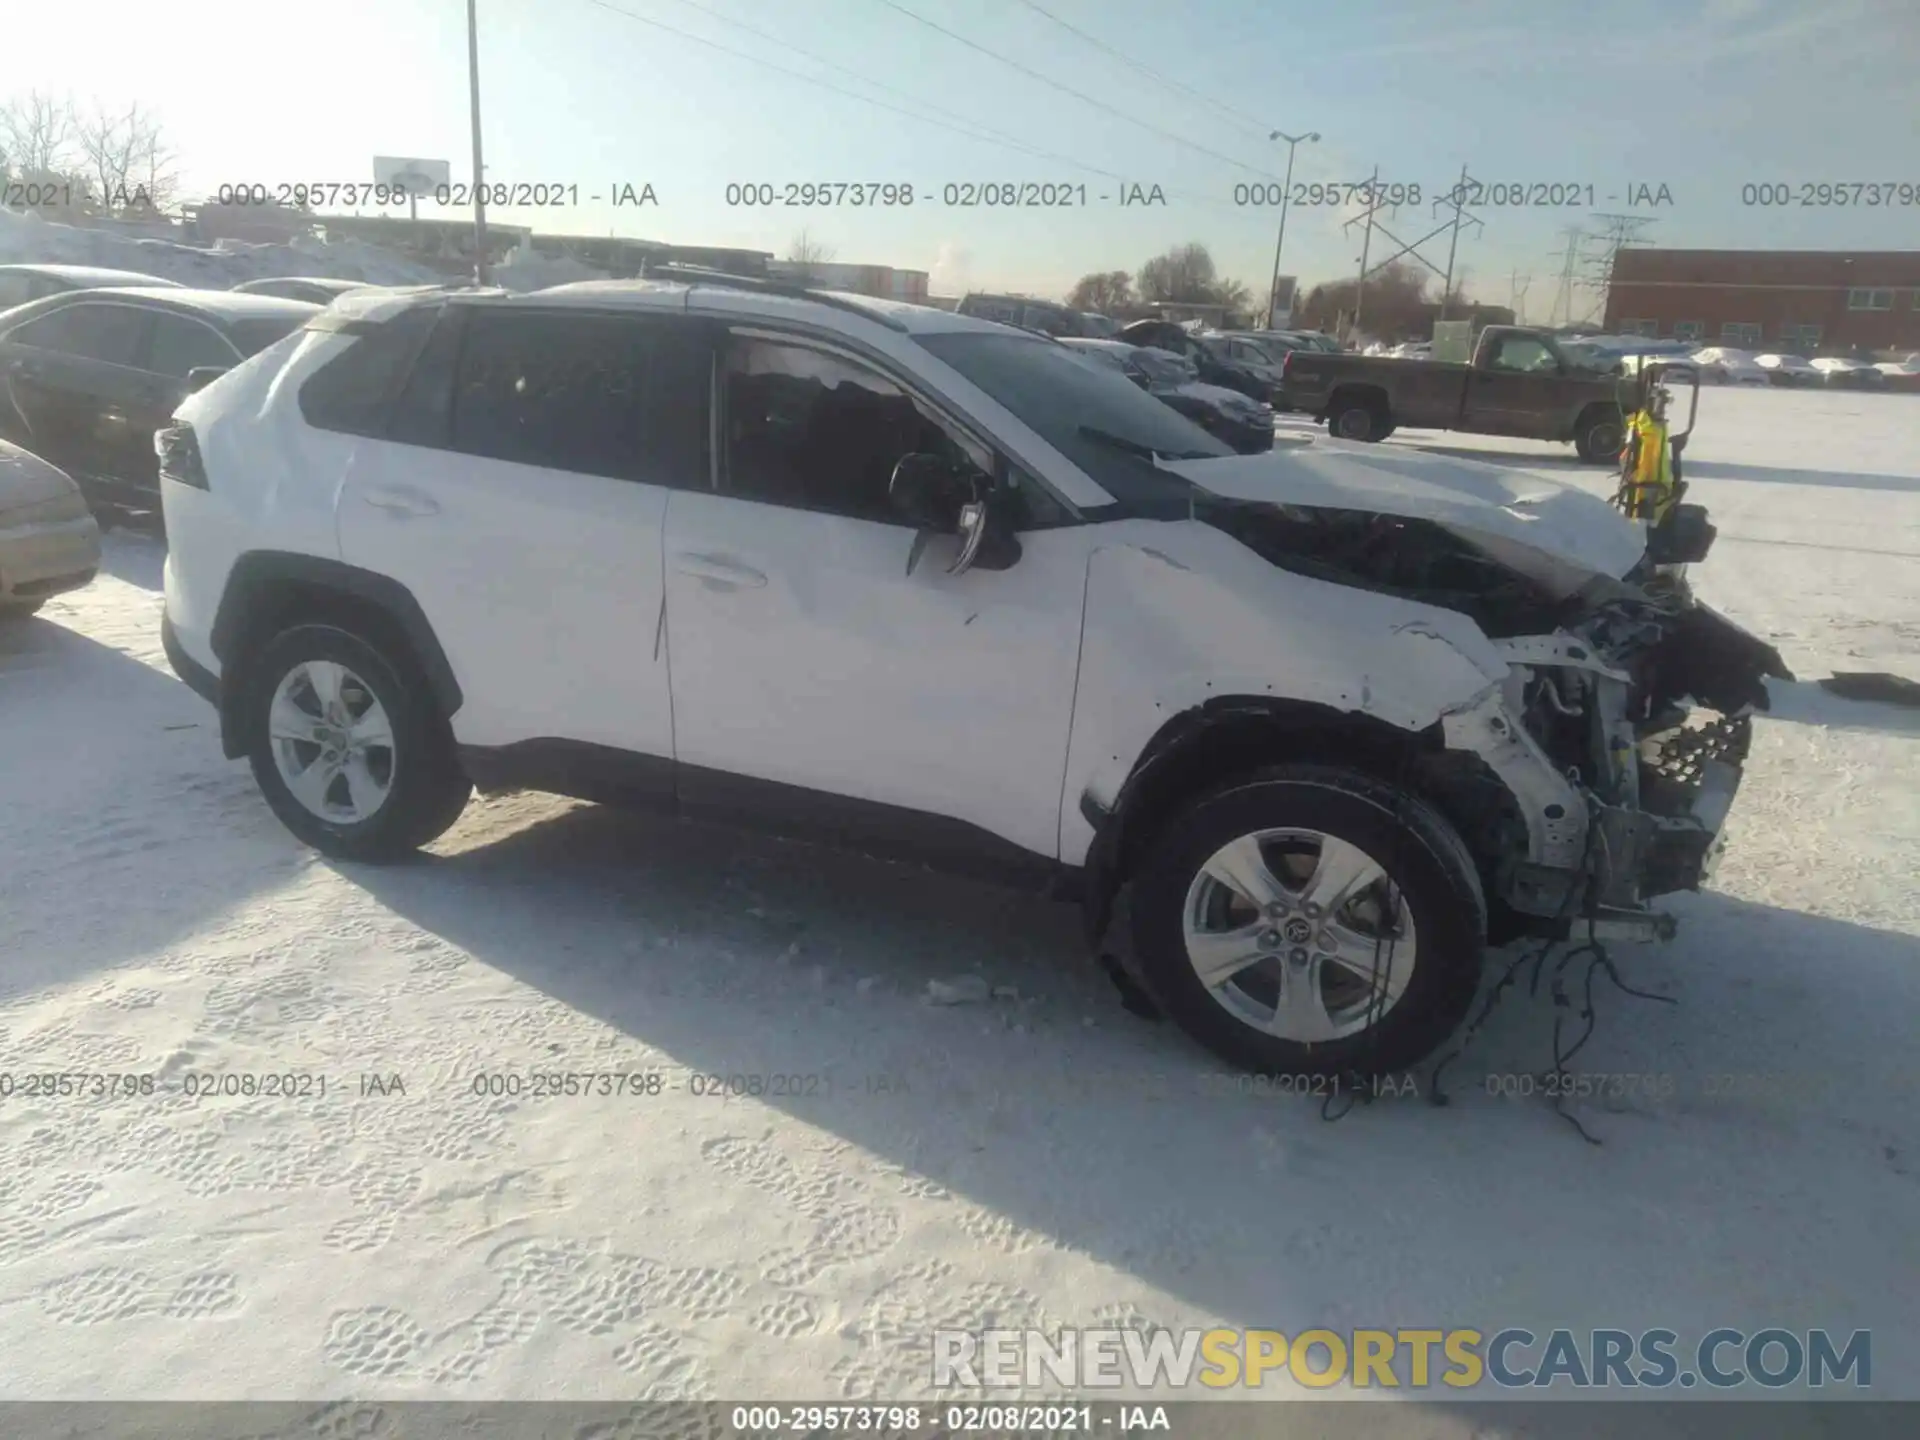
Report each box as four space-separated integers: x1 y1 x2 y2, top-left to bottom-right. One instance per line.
297 306 440 438
13 302 148 365
146 314 240 378
450 308 697 485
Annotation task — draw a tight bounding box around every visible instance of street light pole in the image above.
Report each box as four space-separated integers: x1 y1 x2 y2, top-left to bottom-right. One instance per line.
467 0 489 285
1266 129 1319 329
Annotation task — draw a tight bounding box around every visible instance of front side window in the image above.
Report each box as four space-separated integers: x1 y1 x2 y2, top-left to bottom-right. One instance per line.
1487 335 1558 373
13 302 148 366
720 335 988 524
451 309 653 481
146 314 241 379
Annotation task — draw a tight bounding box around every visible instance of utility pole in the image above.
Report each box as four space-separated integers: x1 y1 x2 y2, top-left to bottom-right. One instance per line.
1344 166 1383 336
1265 128 1320 329
467 0 490 285
1510 269 1532 323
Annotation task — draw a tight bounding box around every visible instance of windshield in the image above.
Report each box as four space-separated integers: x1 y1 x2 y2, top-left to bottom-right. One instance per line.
916 330 1231 507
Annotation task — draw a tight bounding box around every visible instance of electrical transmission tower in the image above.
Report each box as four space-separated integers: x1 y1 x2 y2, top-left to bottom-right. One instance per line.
1579 213 1659 328
1510 269 1532 322
1548 226 1585 328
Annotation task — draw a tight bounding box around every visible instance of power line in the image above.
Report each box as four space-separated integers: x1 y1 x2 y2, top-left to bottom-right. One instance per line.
867 0 1288 183
581 0 1232 208
1008 0 1278 142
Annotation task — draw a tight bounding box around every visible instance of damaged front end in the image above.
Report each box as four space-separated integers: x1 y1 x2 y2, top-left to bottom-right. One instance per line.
1199 496 1793 941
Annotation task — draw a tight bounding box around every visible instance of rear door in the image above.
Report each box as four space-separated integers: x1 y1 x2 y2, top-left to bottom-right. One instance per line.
0 299 154 496
336 303 704 766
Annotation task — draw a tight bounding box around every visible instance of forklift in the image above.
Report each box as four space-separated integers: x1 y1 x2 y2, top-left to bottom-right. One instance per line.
1611 357 1716 590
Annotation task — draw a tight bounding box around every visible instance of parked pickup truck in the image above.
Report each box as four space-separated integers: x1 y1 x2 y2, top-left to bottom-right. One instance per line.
1280 325 1627 463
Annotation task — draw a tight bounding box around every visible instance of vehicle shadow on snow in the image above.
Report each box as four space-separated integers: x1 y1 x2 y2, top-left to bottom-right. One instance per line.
1762 678 1920 737
97 526 167 592
0 617 311 1003
1675 459 1920 494
348 798 1920 1386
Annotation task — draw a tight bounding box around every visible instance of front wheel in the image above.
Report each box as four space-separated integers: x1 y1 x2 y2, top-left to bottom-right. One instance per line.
1130 764 1486 1078
243 622 470 861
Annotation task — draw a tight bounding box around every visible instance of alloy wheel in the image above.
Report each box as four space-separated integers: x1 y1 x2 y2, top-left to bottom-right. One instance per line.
267 660 397 824
1181 828 1417 1043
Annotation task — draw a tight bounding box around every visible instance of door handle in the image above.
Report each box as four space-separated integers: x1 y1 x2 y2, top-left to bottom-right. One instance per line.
673 552 767 589
361 486 440 517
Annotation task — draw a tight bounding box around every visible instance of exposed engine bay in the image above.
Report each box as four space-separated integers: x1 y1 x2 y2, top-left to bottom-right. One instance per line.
1197 494 1794 939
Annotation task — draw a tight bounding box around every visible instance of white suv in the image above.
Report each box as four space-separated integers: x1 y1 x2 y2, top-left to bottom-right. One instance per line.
158 271 1788 1077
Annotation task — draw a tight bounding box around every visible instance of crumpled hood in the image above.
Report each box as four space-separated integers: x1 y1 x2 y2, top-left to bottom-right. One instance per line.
0 437 83 511
1163 437 1647 591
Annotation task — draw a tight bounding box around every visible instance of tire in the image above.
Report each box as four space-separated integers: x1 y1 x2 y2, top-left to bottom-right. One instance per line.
0 599 46 619
1129 763 1487 1078
1329 398 1387 442
1574 408 1624 464
242 621 470 861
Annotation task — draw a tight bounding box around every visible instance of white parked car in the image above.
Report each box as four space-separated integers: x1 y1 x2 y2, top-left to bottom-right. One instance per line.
1753 353 1821 386
1873 354 1920 392
0 438 100 617
1809 356 1887 389
1687 348 1771 386
157 273 1787 1077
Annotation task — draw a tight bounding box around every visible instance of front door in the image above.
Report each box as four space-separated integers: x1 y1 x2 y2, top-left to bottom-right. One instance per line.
661 329 1089 870
1462 332 1583 438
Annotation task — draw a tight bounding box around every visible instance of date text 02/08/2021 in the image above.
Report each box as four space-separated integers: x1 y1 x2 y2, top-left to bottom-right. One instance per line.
722 182 1168 207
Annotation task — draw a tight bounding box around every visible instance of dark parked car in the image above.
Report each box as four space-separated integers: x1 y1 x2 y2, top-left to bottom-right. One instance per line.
1060 338 1274 453
232 276 376 305
0 264 185 312
955 293 1102 338
1115 319 1273 402
0 287 317 520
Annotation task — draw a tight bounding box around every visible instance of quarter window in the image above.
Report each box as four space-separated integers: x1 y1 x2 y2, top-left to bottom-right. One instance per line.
146 314 240 379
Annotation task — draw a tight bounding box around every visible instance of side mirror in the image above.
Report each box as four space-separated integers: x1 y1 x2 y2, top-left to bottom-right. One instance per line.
186 366 230 393
889 452 972 533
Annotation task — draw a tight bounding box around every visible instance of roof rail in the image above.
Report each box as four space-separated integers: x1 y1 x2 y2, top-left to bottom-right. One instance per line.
640 262 909 333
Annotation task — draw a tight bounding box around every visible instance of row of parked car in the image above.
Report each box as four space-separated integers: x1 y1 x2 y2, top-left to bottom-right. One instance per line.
0 263 379 614
1564 334 1918 391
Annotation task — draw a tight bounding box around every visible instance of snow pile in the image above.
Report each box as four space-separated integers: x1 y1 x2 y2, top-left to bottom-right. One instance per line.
491 240 608 293
0 207 447 289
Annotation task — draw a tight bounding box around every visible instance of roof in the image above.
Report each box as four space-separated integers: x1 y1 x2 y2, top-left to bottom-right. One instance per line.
238 276 369 292
0 263 185 287
476 277 1012 336
70 286 323 320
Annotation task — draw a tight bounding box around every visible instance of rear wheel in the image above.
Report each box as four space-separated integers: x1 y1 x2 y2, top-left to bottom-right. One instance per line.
1574 408 1624 464
1329 398 1387 442
243 622 469 861
1130 764 1486 1078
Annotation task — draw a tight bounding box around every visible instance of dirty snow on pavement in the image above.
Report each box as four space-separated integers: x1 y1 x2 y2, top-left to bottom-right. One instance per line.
1 389 1916 1408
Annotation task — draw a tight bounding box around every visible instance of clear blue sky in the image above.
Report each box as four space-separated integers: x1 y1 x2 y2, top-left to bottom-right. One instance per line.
8 0 1918 315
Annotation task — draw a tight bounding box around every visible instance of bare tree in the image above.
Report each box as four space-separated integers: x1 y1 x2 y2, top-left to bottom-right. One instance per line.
1066 270 1133 315
74 101 177 214
0 91 76 178
786 229 835 283
1137 243 1219 305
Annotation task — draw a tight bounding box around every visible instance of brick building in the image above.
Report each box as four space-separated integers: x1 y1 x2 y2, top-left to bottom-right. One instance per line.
1604 249 1920 355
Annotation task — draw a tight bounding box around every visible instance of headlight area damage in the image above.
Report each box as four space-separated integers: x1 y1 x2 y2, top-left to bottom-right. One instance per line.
1198 496 1793 942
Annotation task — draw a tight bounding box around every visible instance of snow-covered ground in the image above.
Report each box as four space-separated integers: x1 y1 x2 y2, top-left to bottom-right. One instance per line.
1 388 1917 1414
